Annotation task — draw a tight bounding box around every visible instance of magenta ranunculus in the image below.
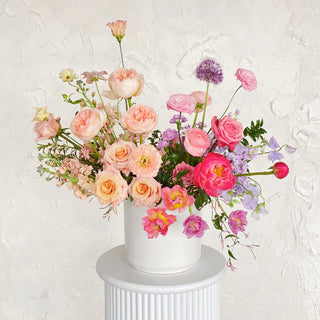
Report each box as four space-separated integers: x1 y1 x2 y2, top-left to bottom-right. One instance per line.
166 94 196 115
184 128 210 157
183 215 209 239
228 210 248 235
194 153 236 197
211 116 243 151
273 162 289 179
235 68 257 91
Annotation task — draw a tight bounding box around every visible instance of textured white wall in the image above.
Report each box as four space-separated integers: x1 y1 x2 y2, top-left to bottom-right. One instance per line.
1 0 319 319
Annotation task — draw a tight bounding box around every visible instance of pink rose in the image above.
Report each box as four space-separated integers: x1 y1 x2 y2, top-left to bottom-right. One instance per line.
184 128 210 157
107 20 127 42
161 185 194 212
235 68 257 91
71 107 106 141
103 140 136 175
122 104 157 134
34 113 61 141
194 153 236 197
129 177 161 208
166 94 196 115
211 116 243 151
172 161 194 186
189 91 212 112
273 162 289 179
103 68 144 100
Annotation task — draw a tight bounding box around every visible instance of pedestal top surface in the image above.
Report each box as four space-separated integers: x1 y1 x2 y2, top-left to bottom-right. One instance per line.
96 245 226 293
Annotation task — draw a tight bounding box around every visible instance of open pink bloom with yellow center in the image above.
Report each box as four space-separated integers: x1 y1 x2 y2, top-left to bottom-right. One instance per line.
183 215 209 239
161 185 195 212
228 210 248 235
142 206 177 239
194 153 236 197
129 144 162 177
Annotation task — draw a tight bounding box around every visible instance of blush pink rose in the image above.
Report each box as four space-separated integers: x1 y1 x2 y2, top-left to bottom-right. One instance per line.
103 68 144 100
235 68 257 91
194 153 236 197
71 107 106 141
211 116 243 151
172 161 194 186
189 91 212 112
129 177 161 208
166 94 196 115
184 128 210 157
34 113 61 141
122 105 157 134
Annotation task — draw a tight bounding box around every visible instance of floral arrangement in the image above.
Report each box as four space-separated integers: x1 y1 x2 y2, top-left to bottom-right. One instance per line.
33 20 295 268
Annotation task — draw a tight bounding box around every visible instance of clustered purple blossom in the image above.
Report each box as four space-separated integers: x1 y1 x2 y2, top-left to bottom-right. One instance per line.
157 129 179 149
196 59 223 84
169 114 188 124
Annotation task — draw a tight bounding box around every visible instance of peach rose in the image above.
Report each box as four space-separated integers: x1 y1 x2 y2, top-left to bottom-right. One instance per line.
70 107 106 141
94 168 128 209
33 113 61 141
129 177 161 208
122 104 157 134
184 128 210 157
103 68 144 100
103 140 136 175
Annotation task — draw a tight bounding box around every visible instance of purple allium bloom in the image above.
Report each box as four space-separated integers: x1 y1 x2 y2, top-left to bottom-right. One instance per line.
183 215 209 239
196 59 223 84
267 151 284 162
285 145 297 154
242 195 258 211
228 210 248 235
269 136 279 150
162 128 179 141
169 114 188 124
157 140 169 149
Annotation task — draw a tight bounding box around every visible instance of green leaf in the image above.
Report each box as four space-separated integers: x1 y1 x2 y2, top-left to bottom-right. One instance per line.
175 169 190 180
212 215 222 231
228 250 237 260
225 234 238 239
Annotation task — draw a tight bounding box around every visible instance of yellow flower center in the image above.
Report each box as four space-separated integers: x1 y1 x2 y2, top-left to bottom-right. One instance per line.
212 165 224 178
139 155 151 167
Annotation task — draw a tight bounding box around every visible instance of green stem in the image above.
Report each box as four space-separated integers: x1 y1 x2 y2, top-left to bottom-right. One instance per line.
192 107 200 128
118 40 125 68
140 134 143 144
87 141 101 158
95 136 106 150
220 85 242 119
235 171 274 177
177 112 182 145
201 82 210 129
68 82 94 108
60 133 82 149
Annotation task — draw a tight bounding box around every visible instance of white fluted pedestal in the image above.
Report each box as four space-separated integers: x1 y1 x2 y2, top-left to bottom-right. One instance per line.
97 245 226 320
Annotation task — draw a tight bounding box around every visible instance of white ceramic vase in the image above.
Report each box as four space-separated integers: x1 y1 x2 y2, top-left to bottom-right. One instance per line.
124 201 202 274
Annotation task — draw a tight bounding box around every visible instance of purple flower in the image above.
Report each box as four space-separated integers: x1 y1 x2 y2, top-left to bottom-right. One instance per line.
157 140 169 149
269 136 279 150
228 210 248 235
285 145 297 154
196 59 223 84
183 215 209 239
162 128 178 141
267 151 284 162
169 114 188 124
242 195 258 210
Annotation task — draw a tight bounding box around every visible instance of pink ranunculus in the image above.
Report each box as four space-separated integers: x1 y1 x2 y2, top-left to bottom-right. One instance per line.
211 116 243 151
183 215 209 239
107 20 127 42
142 206 177 239
166 94 196 115
184 128 210 157
103 68 144 100
235 68 257 91
194 153 236 197
172 161 194 186
189 91 212 112
161 185 194 212
122 104 157 134
34 113 61 141
129 144 162 177
273 162 289 179
129 177 161 208
70 107 106 141
228 210 248 235
102 140 136 175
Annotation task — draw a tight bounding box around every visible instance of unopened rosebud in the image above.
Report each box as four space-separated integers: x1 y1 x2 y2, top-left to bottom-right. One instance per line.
273 162 289 179
107 20 127 42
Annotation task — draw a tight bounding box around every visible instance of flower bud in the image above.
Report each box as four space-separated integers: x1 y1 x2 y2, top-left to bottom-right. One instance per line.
273 162 289 179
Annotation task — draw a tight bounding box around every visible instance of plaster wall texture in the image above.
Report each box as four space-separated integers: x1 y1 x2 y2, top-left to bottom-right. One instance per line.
1 0 319 319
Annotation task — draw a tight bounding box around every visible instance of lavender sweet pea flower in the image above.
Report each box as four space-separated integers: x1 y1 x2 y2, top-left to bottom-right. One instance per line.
269 136 279 150
285 145 297 154
162 128 178 141
268 151 284 162
242 195 258 210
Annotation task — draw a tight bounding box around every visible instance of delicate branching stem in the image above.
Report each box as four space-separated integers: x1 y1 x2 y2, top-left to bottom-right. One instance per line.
235 170 274 177
87 141 101 158
68 82 94 108
118 40 125 68
60 133 82 149
220 85 242 119
201 82 210 129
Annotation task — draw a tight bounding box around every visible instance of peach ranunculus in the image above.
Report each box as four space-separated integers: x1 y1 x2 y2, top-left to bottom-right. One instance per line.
102 68 144 100
102 140 136 175
189 91 212 112
70 107 107 141
211 116 243 151
33 113 61 142
184 128 210 157
107 20 127 42
94 168 128 209
166 93 196 115
161 185 194 213
129 177 161 208
122 104 157 134
129 144 162 177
